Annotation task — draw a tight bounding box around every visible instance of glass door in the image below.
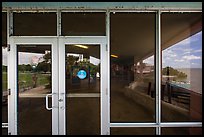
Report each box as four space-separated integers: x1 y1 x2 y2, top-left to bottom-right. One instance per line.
8 37 59 135
58 37 109 135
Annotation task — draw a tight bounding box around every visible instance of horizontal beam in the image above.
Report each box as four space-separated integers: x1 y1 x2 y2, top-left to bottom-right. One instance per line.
110 122 202 128
2 2 202 10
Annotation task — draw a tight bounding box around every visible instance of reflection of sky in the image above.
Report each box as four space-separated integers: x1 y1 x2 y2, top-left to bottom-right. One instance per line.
144 31 202 68
2 48 100 66
2 48 44 66
90 56 100 66
2 31 202 68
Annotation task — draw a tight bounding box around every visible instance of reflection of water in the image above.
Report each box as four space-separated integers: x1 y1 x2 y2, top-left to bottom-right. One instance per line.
173 68 202 94
171 81 190 89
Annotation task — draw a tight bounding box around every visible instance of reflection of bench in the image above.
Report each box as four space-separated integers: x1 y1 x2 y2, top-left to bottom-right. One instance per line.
147 82 190 107
167 83 191 109
147 82 165 100
172 91 190 105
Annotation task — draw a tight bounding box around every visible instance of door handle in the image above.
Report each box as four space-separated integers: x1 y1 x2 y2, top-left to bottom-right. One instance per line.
45 93 53 110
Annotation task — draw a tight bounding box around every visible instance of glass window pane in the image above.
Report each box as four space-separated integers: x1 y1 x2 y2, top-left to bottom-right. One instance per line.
162 127 202 135
17 45 52 135
62 12 105 36
65 44 100 93
110 13 156 123
111 127 155 135
66 98 100 135
2 129 8 135
14 13 57 36
65 44 101 135
161 13 202 122
2 12 7 46
2 12 8 135
2 47 8 122
2 46 8 135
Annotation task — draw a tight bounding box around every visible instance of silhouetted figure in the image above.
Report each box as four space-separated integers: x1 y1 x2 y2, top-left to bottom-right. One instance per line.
32 73 38 88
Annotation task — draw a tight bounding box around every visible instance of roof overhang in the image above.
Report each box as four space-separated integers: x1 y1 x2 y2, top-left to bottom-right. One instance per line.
2 2 202 11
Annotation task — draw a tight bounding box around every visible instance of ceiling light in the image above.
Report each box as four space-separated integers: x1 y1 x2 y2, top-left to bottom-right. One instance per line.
74 44 88 49
111 54 118 58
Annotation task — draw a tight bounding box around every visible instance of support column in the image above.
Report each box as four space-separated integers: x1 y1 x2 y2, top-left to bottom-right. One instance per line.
155 10 161 135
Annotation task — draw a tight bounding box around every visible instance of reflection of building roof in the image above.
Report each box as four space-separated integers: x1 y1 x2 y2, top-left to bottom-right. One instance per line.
162 75 177 78
136 65 154 74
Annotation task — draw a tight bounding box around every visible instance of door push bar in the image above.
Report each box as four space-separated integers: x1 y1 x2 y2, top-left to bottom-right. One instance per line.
45 93 56 110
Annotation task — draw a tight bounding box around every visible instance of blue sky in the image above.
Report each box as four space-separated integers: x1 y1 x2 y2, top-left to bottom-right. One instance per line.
144 31 202 68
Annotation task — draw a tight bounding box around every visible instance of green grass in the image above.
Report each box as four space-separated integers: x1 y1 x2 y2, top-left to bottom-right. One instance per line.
2 72 7 91
2 72 50 91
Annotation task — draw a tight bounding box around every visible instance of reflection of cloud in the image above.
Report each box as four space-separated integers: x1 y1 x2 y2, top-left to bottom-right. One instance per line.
175 38 191 46
163 57 170 60
171 54 177 57
175 59 184 62
143 56 154 65
183 49 202 55
183 55 201 60
2 47 8 66
163 49 177 58
162 31 202 68
183 51 191 55
193 49 202 53
174 33 200 46
18 52 44 65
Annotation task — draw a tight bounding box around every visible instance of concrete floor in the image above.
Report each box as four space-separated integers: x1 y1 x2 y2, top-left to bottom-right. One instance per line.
2 81 190 135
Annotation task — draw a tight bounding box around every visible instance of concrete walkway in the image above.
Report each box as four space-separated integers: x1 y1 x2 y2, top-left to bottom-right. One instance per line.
2 84 189 135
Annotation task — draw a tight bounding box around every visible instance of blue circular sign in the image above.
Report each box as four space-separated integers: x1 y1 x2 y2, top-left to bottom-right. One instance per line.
77 70 87 79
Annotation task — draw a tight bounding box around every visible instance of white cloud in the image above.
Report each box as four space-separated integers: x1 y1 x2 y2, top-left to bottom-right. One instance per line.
176 38 191 46
2 47 8 66
163 49 177 58
183 49 202 55
193 49 202 53
175 34 200 46
175 59 184 62
143 55 154 65
183 51 191 55
171 54 177 57
183 55 201 60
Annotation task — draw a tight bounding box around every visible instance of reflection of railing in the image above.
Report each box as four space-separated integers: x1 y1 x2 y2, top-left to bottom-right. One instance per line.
147 82 202 111
166 82 191 110
167 82 202 122
147 81 202 122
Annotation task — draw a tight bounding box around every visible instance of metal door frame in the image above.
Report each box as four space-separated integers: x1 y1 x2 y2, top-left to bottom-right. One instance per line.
58 36 109 135
8 36 59 135
8 36 109 135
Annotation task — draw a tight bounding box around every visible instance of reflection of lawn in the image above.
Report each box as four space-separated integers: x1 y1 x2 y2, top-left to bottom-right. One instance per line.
2 72 7 91
2 72 50 91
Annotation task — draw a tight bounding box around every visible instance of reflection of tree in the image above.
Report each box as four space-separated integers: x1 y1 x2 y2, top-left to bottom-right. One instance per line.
66 55 79 78
66 55 100 79
35 52 51 88
162 66 187 80
36 52 51 73
18 64 32 72
78 58 100 78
